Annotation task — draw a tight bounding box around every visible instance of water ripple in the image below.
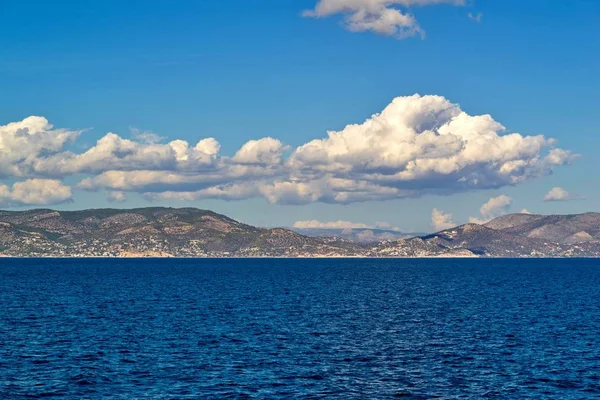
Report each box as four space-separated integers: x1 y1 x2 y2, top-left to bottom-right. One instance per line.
1 258 599 399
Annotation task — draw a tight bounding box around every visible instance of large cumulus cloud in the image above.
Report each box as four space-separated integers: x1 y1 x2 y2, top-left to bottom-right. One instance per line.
0 116 80 178
285 94 574 203
0 94 575 206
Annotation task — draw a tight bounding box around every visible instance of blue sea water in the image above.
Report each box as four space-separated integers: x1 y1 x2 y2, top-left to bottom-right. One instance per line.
1 259 600 399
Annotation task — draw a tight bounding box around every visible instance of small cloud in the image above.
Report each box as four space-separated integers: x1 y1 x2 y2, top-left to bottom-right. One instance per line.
469 195 512 224
106 191 127 203
480 195 512 219
543 187 583 202
468 12 483 23
545 148 579 165
520 208 531 214
431 208 456 231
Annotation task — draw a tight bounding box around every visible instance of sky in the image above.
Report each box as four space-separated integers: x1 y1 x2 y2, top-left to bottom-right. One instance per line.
1 0 599 232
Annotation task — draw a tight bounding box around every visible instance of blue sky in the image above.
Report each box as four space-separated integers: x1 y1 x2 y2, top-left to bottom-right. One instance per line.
1 0 598 231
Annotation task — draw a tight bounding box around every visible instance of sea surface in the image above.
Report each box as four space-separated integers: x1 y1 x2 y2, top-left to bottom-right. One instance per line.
1 258 599 399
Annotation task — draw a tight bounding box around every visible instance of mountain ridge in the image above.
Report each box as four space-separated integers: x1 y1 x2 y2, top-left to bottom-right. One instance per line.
0 208 598 257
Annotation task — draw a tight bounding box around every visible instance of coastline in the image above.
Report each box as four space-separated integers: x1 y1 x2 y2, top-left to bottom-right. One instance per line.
2 255 598 260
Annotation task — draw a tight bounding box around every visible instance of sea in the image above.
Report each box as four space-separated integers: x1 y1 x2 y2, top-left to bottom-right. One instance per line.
1 258 599 399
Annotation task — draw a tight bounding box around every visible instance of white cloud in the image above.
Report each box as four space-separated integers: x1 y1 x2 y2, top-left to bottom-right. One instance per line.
144 182 259 202
480 195 512 219
0 95 575 206
106 191 127 203
520 208 531 214
78 170 233 192
0 116 80 178
303 0 465 38
544 148 576 166
144 177 412 205
469 195 512 224
288 95 574 200
0 179 72 207
431 208 455 230
293 219 403 231
258 181 323 205
32 134 223 176
543 187 582 202
294 220 371 229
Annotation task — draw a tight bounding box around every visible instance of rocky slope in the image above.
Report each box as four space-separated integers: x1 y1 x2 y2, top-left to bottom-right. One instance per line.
484 212 600 243
0 208 598 257
0 208 362 257
372 213 600 258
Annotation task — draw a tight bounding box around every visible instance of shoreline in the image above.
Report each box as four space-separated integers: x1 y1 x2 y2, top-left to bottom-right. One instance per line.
1 256 598 260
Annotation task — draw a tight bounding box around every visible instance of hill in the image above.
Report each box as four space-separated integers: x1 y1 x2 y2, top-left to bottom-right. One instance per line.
485 212 600 243
0 208 598 257
0 208 362 257
372 213 600 258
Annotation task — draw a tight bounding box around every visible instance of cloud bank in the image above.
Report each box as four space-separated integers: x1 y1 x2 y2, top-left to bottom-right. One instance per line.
0 94 575 207
293 220 402 231
303 0 465 38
